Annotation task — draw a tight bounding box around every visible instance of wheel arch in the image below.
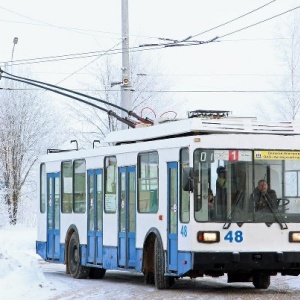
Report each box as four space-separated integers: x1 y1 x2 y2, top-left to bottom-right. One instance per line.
142 227 163 277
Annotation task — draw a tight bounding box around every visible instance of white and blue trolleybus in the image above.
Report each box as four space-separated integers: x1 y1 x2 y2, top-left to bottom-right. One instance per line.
36 110 300 289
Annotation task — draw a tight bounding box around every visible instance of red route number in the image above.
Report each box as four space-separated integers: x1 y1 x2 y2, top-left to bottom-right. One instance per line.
229 150 239 161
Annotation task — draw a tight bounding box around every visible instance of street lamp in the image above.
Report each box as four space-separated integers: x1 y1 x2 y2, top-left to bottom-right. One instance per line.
11 37 19 66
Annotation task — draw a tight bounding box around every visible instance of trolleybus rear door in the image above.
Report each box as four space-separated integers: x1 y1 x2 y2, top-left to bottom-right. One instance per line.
167 162 178 272
46 172 60 260
118 166 136 268
87 169 103 265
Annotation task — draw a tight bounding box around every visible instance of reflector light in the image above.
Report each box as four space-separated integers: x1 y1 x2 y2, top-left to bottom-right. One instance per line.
197 231 220 243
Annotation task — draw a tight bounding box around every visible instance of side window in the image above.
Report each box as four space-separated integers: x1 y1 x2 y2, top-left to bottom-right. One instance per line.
180 148 190 223
285 161 300 197
73 160 86 213
61 161 73 213
138 151 159 213
40 163 46 213
104 156 117 213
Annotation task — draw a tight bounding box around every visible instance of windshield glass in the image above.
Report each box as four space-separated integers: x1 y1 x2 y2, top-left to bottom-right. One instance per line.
193 149 300 223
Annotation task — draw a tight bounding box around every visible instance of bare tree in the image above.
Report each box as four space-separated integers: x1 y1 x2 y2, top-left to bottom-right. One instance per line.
69 52 172 145
0 74 66 224
258 11 300 121
275 12 300 121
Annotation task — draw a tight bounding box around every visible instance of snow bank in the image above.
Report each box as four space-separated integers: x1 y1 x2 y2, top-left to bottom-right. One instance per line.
0 225 51 300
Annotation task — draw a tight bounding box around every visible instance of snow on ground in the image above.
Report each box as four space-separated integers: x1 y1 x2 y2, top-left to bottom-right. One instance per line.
2 225 300 300
0 225 62 300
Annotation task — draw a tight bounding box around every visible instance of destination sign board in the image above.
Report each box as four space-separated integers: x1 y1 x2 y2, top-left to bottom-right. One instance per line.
254 151 300 160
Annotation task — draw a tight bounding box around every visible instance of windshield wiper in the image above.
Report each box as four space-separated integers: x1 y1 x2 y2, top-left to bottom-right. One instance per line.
223 190 244 229
264 196 288 230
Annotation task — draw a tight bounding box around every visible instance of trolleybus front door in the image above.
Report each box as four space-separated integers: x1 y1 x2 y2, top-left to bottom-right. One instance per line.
118 166 136 268
167 162 178 272
87 169 103 265
46 172 60 260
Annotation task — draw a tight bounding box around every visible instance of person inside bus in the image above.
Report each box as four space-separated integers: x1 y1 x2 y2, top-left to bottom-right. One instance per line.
251 179 278 212
208 188 214 220
215 166 227 219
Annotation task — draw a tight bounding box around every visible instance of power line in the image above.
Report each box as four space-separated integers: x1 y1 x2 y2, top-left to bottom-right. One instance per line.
3 5 298 67
186 0 277 41
139 5 300 48
131 90 300 93
0 47 122 66
0 7 162 41
0 18 120 37
0 6 109 37
2 6 299 68
0 45 142 66
0 43 170 68
219 6 300 39
55 40 123 85
3 88 299 93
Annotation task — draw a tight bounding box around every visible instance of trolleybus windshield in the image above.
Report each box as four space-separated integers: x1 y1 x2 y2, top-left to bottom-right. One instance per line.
192 149 300 225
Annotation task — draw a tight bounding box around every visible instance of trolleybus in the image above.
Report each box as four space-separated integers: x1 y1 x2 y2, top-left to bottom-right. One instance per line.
36 110 300 289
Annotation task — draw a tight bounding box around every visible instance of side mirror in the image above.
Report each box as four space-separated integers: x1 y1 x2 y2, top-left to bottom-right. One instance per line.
182 167 194 192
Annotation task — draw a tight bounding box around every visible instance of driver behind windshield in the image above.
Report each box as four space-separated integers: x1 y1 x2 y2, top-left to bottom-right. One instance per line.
251 179 278 212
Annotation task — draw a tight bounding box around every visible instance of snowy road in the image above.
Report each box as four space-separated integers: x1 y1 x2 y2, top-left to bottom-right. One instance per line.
41 261 300 300
3 227 299 300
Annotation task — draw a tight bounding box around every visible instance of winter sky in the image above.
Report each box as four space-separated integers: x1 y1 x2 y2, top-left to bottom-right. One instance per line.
0 1 299 118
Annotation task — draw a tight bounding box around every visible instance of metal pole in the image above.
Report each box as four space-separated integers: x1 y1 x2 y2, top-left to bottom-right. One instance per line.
121 0 132 129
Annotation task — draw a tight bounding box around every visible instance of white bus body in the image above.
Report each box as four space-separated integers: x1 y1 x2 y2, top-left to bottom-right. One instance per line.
36 115 300 289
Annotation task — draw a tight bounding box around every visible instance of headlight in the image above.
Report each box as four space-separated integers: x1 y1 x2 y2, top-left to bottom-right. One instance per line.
197 231 220 243
289 232 300 242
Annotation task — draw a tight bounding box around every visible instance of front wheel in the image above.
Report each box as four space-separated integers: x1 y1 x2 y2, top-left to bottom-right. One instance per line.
68 232 90 279
154 237 174 289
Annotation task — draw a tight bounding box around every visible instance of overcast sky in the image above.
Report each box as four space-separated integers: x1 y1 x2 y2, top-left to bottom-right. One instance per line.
0 0 299 118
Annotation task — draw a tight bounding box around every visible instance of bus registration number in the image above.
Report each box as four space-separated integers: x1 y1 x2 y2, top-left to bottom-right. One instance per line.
224 230 243 243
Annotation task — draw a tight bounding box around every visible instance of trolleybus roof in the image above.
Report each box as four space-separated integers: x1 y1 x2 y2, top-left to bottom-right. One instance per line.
105 116 300 144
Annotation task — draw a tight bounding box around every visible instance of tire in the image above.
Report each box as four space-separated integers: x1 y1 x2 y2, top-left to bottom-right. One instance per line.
68 232 90 279
253 272 270 289
89 267 106 279
154 237 174 289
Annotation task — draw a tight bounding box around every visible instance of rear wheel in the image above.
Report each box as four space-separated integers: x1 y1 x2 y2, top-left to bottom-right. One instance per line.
89 267 106 279
253 272 270 289
154 237 174 289
68 232 90 279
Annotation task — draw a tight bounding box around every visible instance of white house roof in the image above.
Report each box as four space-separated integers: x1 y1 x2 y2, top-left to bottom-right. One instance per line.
104 117 300 144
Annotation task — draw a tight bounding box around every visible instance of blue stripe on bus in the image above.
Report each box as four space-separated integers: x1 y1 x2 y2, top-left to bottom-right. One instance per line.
103 246 118 270
177 252 192 276
36 241 46 260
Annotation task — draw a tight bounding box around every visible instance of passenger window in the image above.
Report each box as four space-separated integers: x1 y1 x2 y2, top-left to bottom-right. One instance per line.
61 161 72 213
73 160 86 213
138 151 159 213
180 148 190 223
104 156 117 213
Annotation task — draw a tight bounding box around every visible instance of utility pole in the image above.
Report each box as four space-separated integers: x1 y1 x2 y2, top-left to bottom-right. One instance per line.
121 0 132 129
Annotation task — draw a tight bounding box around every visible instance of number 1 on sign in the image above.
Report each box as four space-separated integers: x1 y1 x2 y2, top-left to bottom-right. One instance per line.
229 150 238 161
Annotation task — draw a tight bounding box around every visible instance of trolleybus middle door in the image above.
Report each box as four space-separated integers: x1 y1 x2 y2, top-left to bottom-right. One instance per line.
118 166 136 269
167 162 178 272
46 172 60 261
87 169 103 265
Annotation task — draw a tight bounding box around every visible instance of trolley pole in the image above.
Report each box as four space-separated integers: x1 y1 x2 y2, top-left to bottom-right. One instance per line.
121 0 132 129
